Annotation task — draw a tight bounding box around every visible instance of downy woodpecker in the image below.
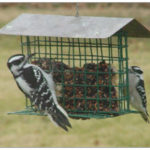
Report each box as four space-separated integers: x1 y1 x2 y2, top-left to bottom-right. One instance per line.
7 54 72 131
128 66 149 123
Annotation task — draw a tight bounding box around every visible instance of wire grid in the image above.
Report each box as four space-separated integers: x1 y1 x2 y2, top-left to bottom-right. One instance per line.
9 31 139 119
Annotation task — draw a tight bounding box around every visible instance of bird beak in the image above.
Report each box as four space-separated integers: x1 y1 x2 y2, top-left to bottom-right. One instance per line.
20 53 36 68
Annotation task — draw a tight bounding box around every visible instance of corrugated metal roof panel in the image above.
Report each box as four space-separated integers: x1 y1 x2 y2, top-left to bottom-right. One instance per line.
0 13 150 38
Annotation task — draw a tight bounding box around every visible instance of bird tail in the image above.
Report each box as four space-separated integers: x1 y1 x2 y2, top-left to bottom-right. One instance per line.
47 104 72 131
140 111 149 123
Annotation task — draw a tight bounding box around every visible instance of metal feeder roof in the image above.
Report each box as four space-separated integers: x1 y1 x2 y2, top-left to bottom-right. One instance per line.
0 13 150 38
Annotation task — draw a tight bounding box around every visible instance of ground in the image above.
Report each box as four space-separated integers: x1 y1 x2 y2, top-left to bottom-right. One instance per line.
0 3 150 147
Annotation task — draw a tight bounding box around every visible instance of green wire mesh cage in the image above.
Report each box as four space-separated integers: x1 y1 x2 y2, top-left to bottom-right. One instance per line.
8 31 137 119
1 14 150 119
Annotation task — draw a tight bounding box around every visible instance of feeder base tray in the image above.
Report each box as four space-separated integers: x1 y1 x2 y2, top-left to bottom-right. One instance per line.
7 107 46 116
7 107 139 119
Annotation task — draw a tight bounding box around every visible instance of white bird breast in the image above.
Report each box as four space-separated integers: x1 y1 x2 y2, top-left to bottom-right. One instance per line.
16 77 33 96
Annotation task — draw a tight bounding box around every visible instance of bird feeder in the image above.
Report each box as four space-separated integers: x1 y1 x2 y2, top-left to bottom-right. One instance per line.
1 13 150 119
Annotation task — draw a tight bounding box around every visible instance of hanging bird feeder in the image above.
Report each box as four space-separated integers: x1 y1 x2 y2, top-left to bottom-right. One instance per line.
1 13 150 119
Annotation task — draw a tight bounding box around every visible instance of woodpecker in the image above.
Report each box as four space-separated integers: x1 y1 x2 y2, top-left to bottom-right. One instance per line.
7 54 72 131
128 66 149 123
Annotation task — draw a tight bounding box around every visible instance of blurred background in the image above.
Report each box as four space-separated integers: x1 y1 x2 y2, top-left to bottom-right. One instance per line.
0 3 150 147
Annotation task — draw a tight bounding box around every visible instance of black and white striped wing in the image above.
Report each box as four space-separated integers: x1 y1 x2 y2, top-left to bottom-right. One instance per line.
22 65 43 89
136 79 147 109
22 65 53 110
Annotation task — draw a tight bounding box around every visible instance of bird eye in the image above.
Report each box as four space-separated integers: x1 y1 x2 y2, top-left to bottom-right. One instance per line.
13 60 22 65
132 67 143 74
135 70 143 74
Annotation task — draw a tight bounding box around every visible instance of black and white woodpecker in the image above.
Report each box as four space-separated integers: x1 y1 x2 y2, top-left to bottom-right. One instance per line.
7 54 72 131
128 66 149 123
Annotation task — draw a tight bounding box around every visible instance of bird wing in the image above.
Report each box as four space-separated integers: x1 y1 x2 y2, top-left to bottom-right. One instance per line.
23 65 60 111
22 65 51 104
23 65 43 89
136 79 147 109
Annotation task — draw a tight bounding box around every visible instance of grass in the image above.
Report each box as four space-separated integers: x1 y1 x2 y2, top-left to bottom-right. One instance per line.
0 3 150 147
